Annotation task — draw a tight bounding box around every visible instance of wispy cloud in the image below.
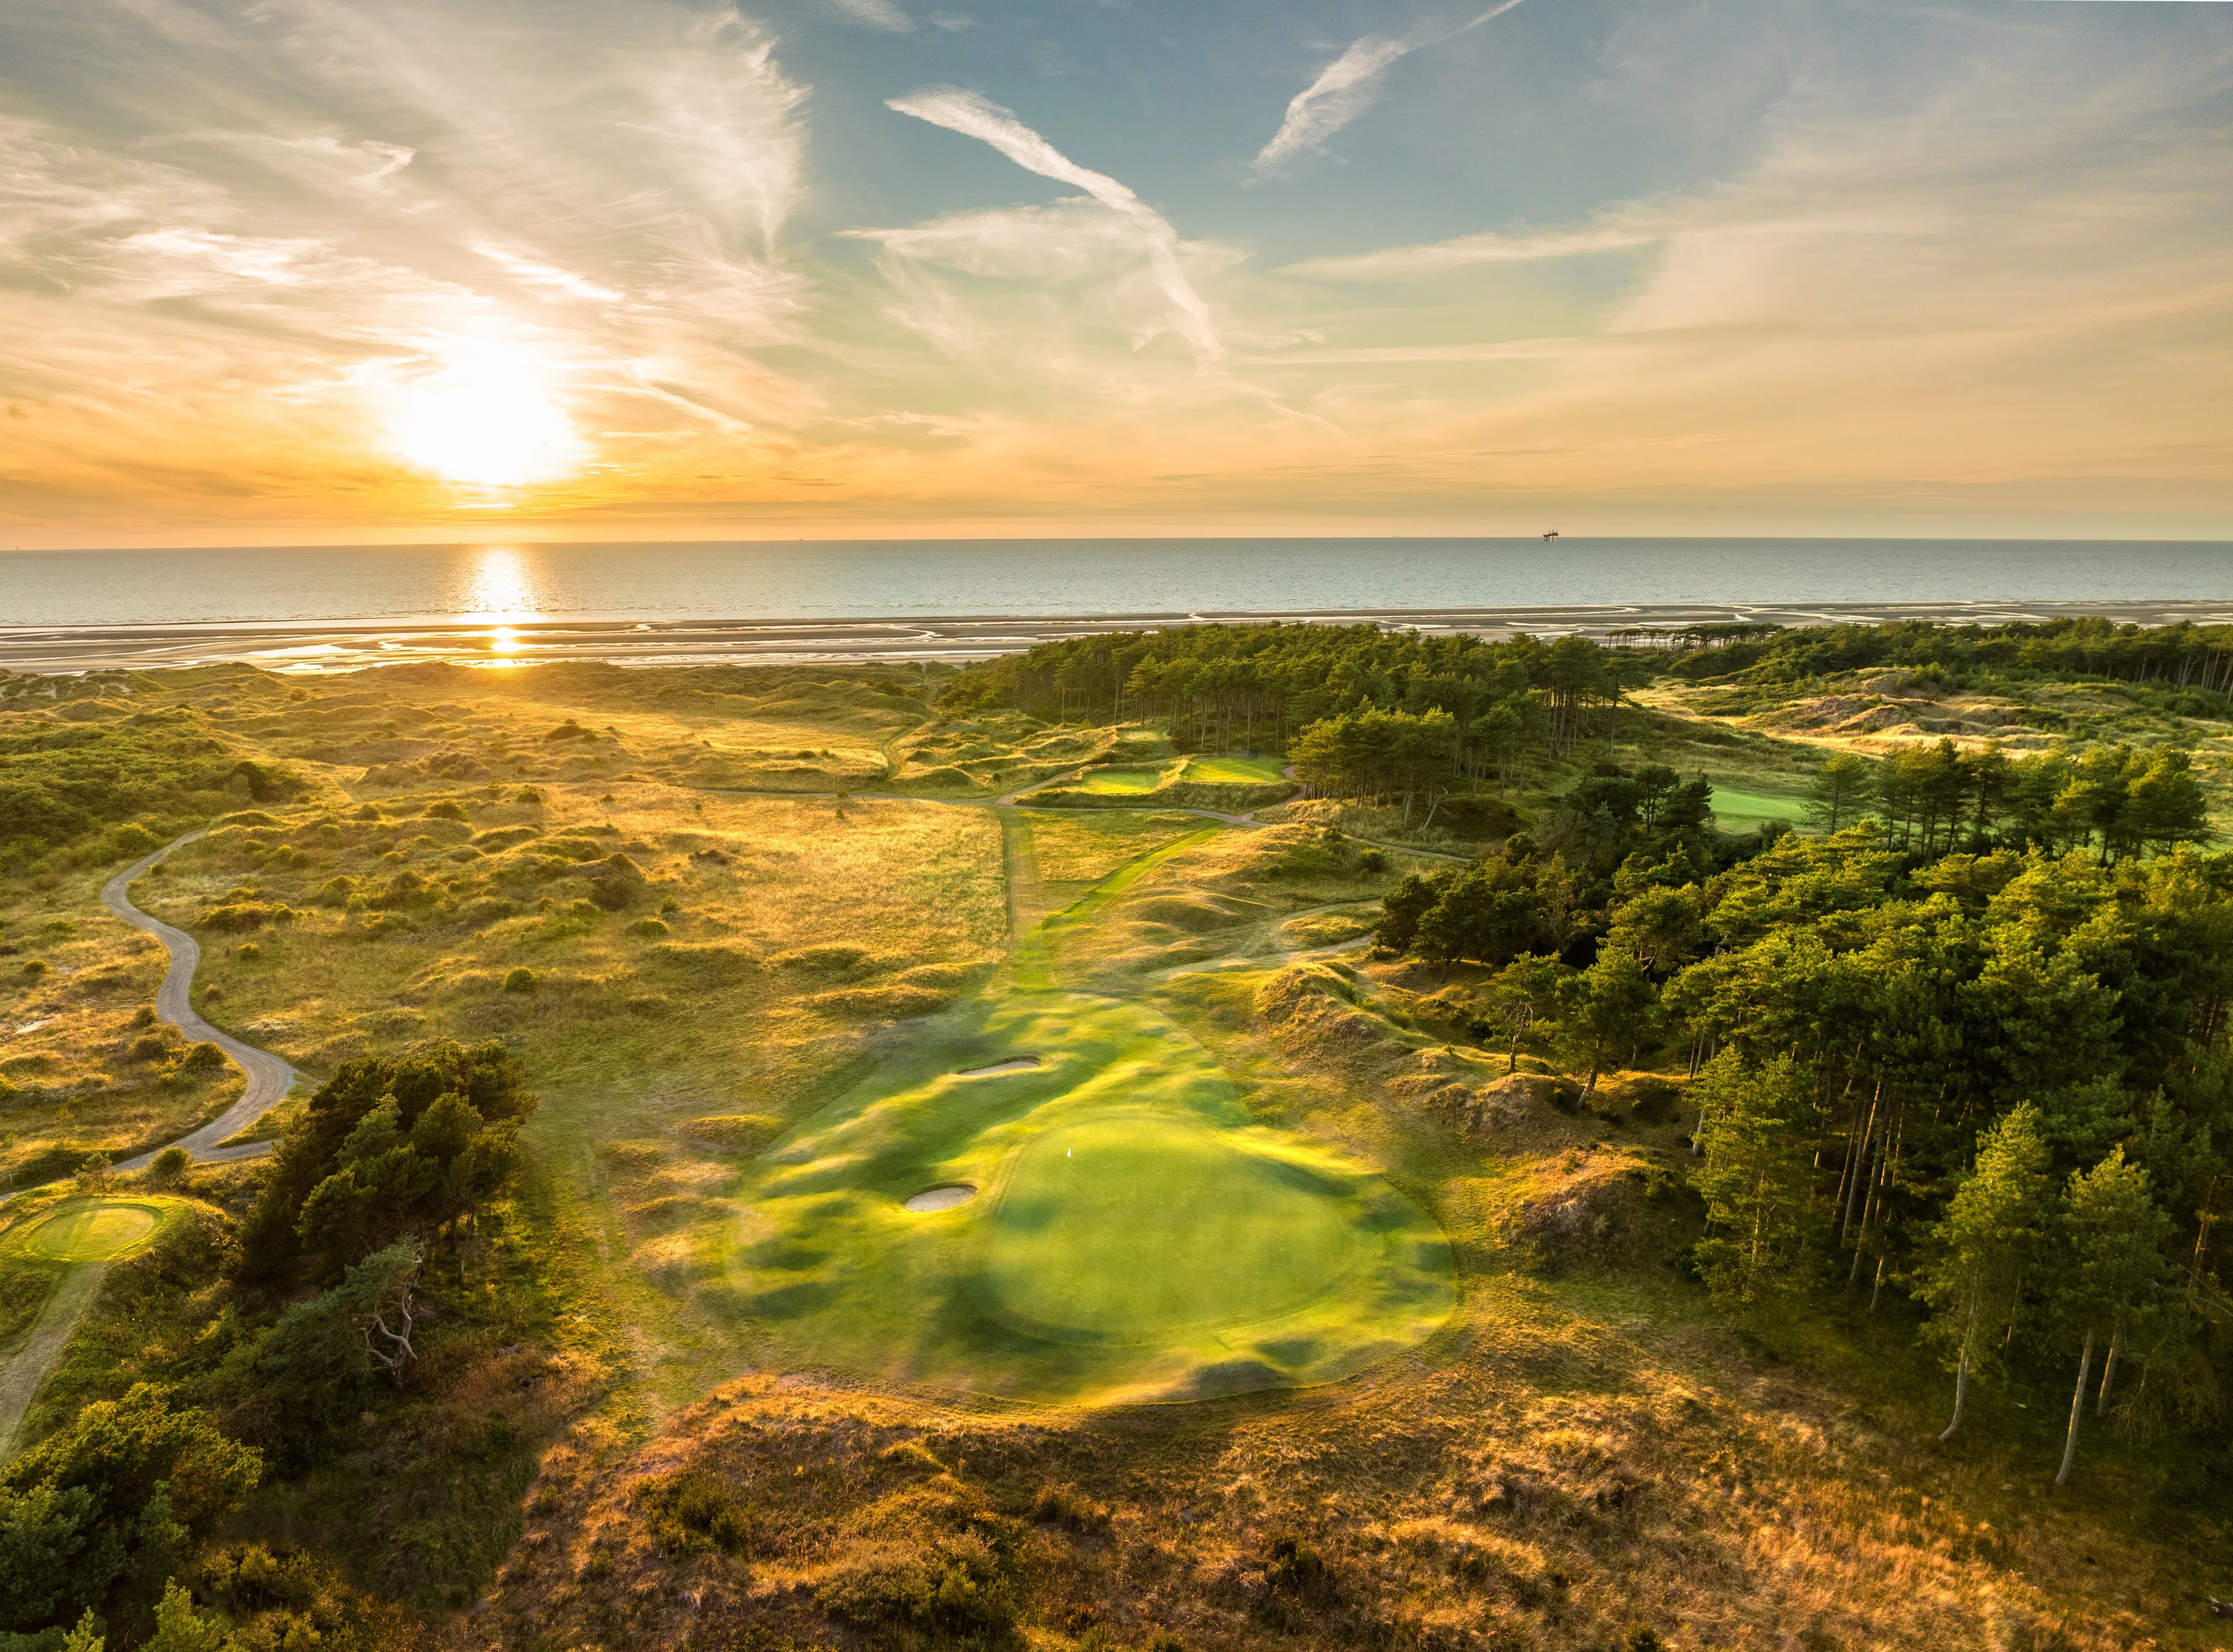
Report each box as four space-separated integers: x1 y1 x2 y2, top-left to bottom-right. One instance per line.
825 0 914 33
0 0 817 530
1285 223 1661 281
1253 0 1524 175
884 89 1224 363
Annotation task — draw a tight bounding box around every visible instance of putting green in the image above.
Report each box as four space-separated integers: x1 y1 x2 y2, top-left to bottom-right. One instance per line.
17 1201 160 1262
1711 784 1812 832
985 1112 1363 1342
729 994 1455 1402
1182 754 1287 786
1071 766 1172 795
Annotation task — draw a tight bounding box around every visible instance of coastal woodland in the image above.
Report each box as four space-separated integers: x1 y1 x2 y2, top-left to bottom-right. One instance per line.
2 616 2231 1650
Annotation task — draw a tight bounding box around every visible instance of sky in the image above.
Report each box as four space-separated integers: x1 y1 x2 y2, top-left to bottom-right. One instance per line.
1 0 2229 548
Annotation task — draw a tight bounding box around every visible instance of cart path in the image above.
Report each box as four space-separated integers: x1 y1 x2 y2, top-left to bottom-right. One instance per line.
0 1261 108 1458
99 830 298 1169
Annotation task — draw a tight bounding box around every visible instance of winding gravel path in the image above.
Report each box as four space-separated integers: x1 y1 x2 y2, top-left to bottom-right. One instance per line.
0 833 299 1458
100 830 298 1169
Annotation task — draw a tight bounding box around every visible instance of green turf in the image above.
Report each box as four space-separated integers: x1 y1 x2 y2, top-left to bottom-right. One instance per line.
16 1200 160 1262
1071 766 1175 795
1181 754 1288 786
727 993 1455 1402
1710 784 1813 832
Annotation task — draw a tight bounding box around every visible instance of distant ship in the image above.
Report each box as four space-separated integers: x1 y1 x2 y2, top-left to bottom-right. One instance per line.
1542 530 1559 540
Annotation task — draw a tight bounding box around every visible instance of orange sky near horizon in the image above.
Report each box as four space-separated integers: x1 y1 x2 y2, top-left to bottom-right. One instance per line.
2 0 2229 549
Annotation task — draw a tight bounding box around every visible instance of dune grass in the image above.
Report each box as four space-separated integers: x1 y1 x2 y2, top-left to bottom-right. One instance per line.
727 992 1454 1402
1017 807 1202 880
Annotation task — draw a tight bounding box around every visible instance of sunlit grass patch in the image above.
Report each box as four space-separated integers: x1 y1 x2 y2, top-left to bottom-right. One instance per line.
1708 784 1812 832
1182 753 1288 786
1068 765 1172 795
12 1198 162 1262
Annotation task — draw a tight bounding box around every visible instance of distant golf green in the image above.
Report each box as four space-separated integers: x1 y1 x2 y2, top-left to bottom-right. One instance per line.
1181 754 1288 786
18 1200 159 1262
730 994 1454 1402
1710 784 1812 832
1071 767 1172 795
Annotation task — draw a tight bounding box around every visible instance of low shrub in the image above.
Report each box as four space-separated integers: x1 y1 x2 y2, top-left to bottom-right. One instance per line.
502 968 536 994
1264 1532 1329 1596
636 1468 755 1557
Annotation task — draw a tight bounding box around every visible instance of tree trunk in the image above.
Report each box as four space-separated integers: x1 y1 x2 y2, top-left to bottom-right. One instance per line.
1938 1338 1971 1442
1839 1095 1879 1246
2095 1328 2120 1418
1869 1253 1886 1313
2055 1328 2095 1487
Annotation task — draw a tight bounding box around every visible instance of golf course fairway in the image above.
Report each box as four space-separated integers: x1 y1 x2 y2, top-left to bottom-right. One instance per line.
730 993 1456 1403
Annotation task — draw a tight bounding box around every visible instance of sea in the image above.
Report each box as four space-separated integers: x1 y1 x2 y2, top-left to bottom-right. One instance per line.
1 538 2227 672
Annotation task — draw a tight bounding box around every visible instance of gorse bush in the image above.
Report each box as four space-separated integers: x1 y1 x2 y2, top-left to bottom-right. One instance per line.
945 623 1642 807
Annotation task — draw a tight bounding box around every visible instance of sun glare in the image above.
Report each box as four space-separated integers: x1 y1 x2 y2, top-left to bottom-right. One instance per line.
385 348 583 489
459 546 540 662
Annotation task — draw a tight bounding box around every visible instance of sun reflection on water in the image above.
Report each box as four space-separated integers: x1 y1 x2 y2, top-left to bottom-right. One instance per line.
462 547 540 663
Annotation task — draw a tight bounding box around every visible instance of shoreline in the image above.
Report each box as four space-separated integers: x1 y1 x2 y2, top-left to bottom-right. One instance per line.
4 596 2231 676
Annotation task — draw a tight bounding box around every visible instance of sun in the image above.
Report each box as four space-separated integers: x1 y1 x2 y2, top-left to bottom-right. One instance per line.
384 349 584 489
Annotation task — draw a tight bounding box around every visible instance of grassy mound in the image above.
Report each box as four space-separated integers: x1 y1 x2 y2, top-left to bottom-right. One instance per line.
728 993 1454 1402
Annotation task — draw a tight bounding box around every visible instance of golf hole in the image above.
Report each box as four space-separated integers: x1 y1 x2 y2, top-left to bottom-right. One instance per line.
904 1184 977 1213
957 1057 1039 1078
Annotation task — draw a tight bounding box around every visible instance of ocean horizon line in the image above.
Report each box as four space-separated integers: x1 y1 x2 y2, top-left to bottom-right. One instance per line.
8 596 2233 678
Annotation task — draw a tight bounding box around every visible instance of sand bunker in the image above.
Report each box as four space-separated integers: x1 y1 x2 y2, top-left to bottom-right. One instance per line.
957 1057 1040 1078
904 1184 978 1212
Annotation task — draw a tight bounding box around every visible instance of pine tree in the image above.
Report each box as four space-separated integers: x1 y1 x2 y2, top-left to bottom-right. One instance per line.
1484 954 1566 1074
1805 753 1879 834
1555 947 1657 1100
1692 1053 1819 1305
1915 1103 2052 1440
2051 1148 2176 1485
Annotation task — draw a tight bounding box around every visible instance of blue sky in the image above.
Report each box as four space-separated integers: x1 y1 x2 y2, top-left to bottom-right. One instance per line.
1 0 2227 544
